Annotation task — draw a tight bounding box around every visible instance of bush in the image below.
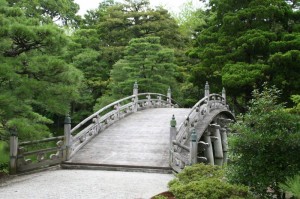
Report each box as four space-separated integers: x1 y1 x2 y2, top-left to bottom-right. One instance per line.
227 85 300 198
168 163 253 199
280 174 300 198
0 141 9 174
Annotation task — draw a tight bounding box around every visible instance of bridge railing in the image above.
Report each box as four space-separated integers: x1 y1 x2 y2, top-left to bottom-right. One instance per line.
176 93 227 145
169 82 232 172
8 129 65 174
9 82 177 174
68 91 177 159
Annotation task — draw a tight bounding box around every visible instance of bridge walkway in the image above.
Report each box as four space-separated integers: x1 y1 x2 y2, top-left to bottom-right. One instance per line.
64 108 190 171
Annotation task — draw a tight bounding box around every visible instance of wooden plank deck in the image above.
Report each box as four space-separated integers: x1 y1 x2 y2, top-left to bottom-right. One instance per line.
67 108 190 169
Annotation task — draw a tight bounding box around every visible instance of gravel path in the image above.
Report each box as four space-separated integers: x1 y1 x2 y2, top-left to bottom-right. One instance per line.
0 168 174 199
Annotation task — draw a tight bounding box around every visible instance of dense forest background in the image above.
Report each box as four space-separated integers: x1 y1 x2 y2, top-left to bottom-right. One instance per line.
0 0 299 142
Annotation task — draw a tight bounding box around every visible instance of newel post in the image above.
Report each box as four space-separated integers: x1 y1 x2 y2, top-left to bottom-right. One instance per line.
205 81 210 112
63 115 71 161
133 81 138 112
167 87 171 108
9 127 18 175
222 87 226 104
190 129 198 165
205 81 210 97
169 115 177 166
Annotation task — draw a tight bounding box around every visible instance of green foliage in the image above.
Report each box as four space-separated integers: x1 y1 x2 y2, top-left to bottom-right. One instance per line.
67 0 187 117
0 141 9 174
0 0 83 141
188 0 300 112
280 174 300 198
289 95 300 114
6 0 81 26
168 163 253 199
94 37 178 108
227 85 300 198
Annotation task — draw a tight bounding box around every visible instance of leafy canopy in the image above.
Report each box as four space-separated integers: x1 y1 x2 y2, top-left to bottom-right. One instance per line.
227 85 300 198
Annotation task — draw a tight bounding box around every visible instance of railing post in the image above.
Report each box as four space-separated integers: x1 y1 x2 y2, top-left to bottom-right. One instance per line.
222 87 226 104
147 94 151 108
9 127 18 175
205 81 210 97
115 103 120 119
205 81 210 113
133 81 138 112
157 95 162 107
63 115 72 161
167 87 171 108
189 129 197 165
169 115 177 166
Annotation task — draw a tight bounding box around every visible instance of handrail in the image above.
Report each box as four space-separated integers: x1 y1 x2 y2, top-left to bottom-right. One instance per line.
137 92 180 106
71 92 177 134
71 95 135 133
176 93 225 143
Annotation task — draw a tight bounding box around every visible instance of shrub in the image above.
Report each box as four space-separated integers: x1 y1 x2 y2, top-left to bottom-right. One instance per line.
227 85 300 198
168 163 253 199
280 174 300 198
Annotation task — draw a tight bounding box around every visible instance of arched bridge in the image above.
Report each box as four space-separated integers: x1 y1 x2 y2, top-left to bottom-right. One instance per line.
9 82 234 174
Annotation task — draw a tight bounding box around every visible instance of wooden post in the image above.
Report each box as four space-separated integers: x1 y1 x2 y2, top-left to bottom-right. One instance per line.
116 103 120 119
157 95 162 107
190 129 197 165
205 82 210 113
220 128 228 152
9 128 18 175
147 94 151 108
222 87 226 104
169 115 177 166
64 115 71 161
205 81 210 97
133 81 138 112
167 87 171 108
210 124 223 159
204 131 214 165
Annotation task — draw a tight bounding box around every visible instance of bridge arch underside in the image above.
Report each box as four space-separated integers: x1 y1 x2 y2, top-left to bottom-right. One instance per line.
171 109 235 172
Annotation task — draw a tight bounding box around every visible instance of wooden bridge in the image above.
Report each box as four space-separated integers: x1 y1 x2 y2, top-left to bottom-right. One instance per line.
9 82 234 174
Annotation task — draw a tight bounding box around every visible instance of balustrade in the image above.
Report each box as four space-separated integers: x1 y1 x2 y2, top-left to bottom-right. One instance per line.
169 82 234 172
10 82 177 174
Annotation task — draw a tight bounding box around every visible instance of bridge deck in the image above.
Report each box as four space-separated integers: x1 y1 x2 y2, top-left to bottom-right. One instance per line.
68 108 190 168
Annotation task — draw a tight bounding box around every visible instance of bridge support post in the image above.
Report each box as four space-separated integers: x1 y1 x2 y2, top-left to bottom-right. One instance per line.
204 131 214 165
210 124 223 159
189 129 197 165
169 115 177 166
133 81 138 112
9 128 18 175
220 128 228 152
63 115 72 161
167 87 171 108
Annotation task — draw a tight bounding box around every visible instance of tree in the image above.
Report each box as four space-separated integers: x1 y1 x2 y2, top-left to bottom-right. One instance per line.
6 0 81 26
188 0 300 112
227 85 300 198
94 37 177 109
0 0 83 141
69 0 187 111
173 0 207 39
